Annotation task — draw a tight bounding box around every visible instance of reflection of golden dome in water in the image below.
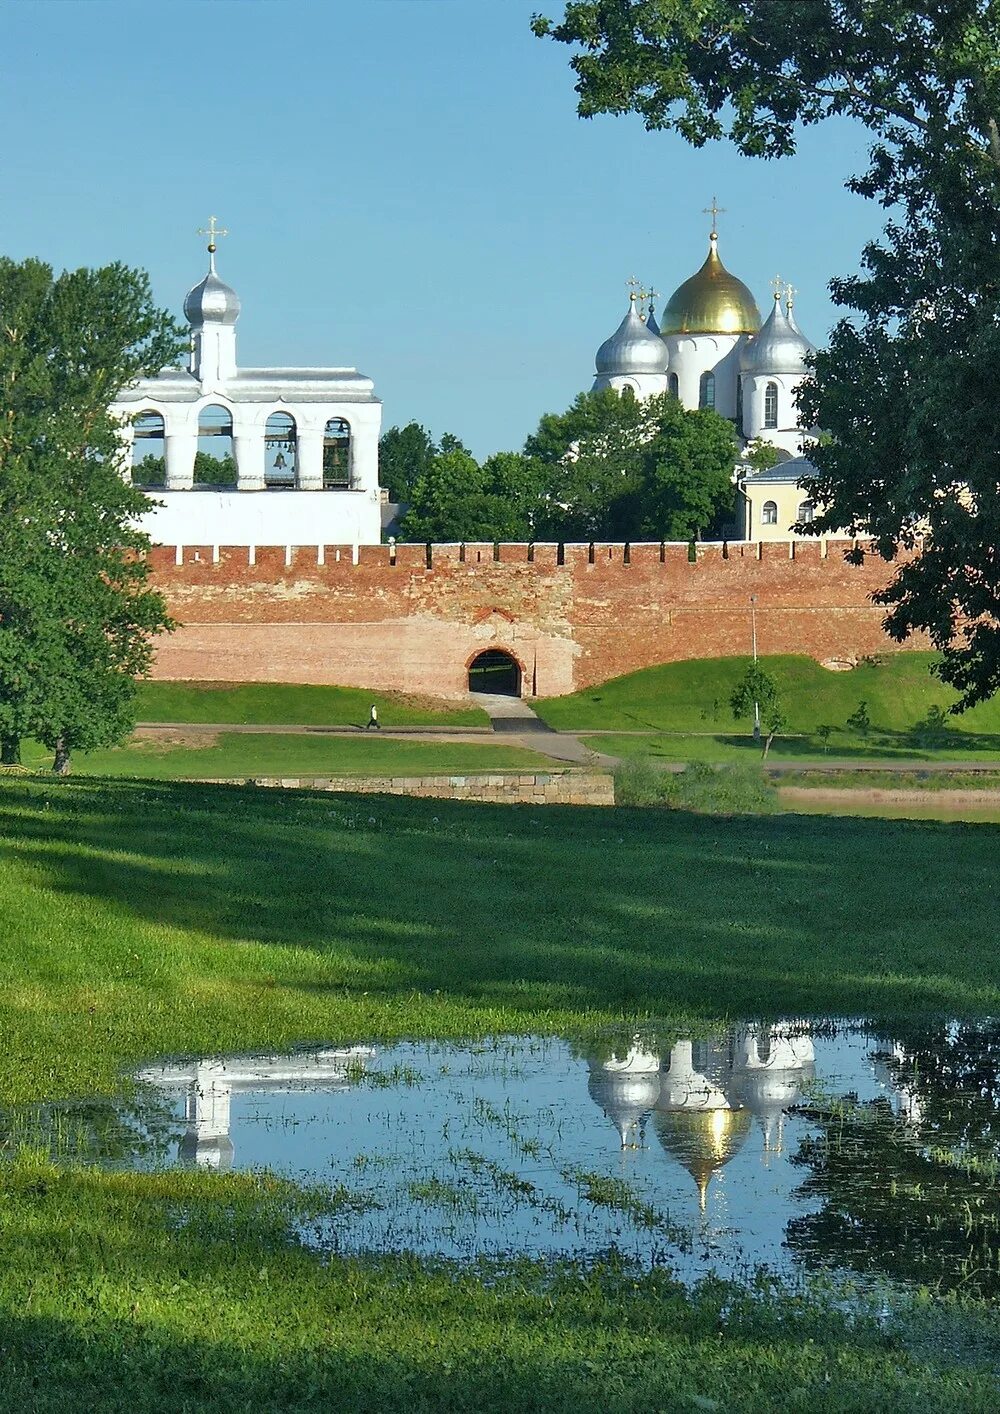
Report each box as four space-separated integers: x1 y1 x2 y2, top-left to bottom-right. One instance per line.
653 1107 752 1210
661 234 761 336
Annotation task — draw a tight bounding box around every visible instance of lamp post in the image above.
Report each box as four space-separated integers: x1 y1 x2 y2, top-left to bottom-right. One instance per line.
750 595 761 742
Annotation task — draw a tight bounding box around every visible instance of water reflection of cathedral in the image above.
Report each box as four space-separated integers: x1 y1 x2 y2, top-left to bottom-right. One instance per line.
139 1048 376 1171
588 1025 817 1210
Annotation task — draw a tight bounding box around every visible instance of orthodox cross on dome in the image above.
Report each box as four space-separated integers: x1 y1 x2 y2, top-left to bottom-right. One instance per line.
770 272 785 304
784 281 798 311
626 275 643 304
703 195 726 239
641 285 660 318
197 215 229 273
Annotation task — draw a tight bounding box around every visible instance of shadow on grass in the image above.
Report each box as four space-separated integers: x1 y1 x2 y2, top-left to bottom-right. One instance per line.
0 776 998 1027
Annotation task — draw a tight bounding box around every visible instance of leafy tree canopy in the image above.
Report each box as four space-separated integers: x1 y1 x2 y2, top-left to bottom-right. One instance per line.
534 0 1000 709
528 387 739 541
379 422 470 504
731 661 786 757
0 257 184 770
132 451 237 487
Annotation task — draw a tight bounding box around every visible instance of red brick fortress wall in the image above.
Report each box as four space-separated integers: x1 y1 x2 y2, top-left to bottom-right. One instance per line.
146 541 924 697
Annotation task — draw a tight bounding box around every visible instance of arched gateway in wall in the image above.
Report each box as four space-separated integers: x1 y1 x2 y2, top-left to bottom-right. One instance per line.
468 649 522 696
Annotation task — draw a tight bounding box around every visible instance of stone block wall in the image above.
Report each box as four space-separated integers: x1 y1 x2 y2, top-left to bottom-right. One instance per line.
146 539 925 698
207 770 616 807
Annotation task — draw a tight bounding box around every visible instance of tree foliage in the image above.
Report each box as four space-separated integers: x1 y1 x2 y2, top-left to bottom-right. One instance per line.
528 387 738 541
378 422 470 504
132 451 237 487
730 662 786 758
534 1 1000 708
0 258 184 770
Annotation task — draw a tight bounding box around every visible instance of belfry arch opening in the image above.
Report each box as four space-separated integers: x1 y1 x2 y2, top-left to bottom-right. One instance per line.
196 404 236 487
131 410 165 486
468 649 521 697
265 411 296 488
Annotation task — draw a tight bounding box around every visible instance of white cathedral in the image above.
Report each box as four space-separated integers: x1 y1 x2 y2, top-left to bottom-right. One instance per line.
591 217 819 541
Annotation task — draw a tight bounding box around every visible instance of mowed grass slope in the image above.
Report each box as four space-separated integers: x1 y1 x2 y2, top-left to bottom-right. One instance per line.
1 775 998 1105
537 653 1000 735
136 680 489 727
17 734 544 780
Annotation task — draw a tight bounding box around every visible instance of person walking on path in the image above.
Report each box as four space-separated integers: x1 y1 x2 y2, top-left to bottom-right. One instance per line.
366 704 380 731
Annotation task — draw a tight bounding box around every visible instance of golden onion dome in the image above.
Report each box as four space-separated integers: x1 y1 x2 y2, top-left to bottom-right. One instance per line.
653 1106 752 1211
661 234 761 336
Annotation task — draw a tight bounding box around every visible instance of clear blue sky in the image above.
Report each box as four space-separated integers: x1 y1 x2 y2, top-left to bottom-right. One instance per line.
1 0 882 459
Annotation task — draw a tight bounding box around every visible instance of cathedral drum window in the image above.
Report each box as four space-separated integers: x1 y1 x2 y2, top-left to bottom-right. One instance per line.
764 381 779 429
699 370 716 410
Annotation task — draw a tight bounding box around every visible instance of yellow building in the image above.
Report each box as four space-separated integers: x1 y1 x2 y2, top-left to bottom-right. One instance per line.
738 456 822 541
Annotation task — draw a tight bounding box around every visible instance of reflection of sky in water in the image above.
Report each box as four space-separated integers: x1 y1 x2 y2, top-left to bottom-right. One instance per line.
133 1023 940 1286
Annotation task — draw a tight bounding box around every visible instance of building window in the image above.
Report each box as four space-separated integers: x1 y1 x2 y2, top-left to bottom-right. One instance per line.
762 500 778 525
764 381 778 429
668 372 679 398
699 371 715 410
797 499 815 524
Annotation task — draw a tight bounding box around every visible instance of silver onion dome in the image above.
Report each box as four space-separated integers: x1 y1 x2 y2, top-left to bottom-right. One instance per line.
595 298 669 377
740 294 815 376
184 267 241 327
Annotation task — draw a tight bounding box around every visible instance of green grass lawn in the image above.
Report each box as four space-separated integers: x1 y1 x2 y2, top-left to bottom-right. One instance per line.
6 777 1000 1410
18 734 544 780
136 680 489 727
585 731 1000 764
539 652 1000 743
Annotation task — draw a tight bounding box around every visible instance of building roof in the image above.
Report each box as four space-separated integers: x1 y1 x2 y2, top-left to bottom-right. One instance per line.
595 297 669 376
742 455 817 485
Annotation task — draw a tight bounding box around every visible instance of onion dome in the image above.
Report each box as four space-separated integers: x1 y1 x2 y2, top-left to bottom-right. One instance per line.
184 259 241 327
587 1048 662 1149
595 296 669 376
740 293 815 375
662 233 761 336
653 1107 752 1211
645 304 662 337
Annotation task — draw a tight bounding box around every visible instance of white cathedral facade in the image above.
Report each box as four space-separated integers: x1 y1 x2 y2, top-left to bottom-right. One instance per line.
591 224 820 540
111 224 383 550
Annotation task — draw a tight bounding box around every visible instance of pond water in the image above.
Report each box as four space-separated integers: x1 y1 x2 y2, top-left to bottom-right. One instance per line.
15 1019 1000 1294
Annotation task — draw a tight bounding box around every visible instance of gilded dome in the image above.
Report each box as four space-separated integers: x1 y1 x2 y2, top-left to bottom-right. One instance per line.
595 298 669 377
662 235 761 336
653 1107 752 1210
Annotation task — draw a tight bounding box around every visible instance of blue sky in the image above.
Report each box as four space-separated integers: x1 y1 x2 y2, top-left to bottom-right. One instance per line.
1 0 882 458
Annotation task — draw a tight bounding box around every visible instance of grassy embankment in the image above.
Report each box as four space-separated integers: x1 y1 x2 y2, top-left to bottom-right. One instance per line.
3 776 1000 1408
135 681 490 727
538 653 1000 762
17 734 544 780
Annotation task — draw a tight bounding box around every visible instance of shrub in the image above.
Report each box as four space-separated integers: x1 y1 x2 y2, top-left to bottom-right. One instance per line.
615 759 778 814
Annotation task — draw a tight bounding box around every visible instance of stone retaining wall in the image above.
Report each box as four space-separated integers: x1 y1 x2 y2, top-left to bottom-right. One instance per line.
205 769 616 806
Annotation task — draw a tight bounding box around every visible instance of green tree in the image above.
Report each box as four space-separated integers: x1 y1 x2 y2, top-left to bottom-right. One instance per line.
398 449 495 542
742 438 782 474
131 451 237 487
534 1 1000 708
0 258 183 771
378 424 471 505
730 662 786 759
527 387 737 541
378 422 436 504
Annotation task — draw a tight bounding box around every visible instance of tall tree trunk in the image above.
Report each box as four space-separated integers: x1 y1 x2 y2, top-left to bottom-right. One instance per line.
0 735 21 766
52 737 71 775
